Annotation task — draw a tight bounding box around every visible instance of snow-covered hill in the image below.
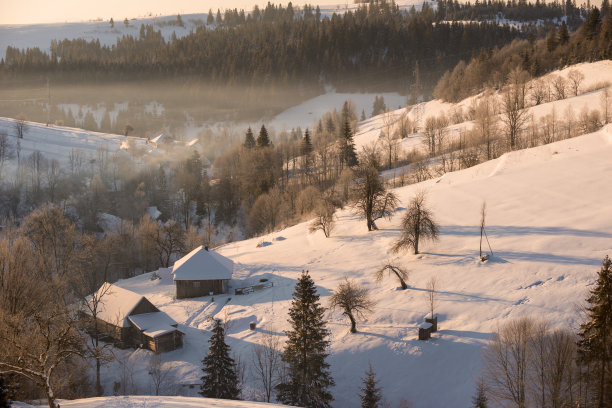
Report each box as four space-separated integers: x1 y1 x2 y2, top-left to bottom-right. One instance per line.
353 60 612 157
98 122 612 406
0 117 146 166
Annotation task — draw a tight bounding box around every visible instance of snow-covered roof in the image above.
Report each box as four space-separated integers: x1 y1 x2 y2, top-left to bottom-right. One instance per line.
150 132 174 145
87 283 150 328
128 312 182 338
172 245 233 281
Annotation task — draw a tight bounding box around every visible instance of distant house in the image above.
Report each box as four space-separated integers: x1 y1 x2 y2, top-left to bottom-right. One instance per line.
148 132 175 149
83 283 183 353
172 245 234 298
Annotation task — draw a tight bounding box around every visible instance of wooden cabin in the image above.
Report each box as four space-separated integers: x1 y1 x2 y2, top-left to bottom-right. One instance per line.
83 283 183 353
172 245 234 299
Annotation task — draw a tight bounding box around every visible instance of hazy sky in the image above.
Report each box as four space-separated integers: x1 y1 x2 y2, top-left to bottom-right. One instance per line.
1 0 316 25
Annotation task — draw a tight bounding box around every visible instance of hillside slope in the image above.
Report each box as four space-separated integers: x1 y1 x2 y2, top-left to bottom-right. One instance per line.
104 123 612 407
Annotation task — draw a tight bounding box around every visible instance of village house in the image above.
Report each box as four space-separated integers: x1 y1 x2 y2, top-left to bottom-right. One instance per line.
172 245 234 298
83 283 183 353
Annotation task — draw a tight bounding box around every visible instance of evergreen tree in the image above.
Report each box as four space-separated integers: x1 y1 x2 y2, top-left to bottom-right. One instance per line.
577 255 612 408
207 9 214 25
472 379 488 408
341 119 358 168
558 21 570 44
276 271 334 407
359 364 382 408
301 129 313 156
0 374 9 408
244 127 256 149
200 319 240 400
257 125 270 148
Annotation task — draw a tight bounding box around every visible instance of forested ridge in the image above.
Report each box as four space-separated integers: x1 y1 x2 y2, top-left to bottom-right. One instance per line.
434 2 612 101
0 0 568 92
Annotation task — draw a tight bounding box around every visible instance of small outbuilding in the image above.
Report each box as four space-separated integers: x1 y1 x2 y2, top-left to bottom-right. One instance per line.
83 283 183 353
172 245 234 298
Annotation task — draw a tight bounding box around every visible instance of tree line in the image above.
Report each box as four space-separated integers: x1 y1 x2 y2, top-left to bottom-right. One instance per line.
434 5 612 102
474 256 612 408
1 1 529 95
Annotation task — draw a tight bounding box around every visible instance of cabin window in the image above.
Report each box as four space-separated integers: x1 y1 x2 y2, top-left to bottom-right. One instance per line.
193 281 200 288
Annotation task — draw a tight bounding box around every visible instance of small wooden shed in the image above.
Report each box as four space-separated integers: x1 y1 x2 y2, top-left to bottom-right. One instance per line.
84 283 183 353
172 245 234 299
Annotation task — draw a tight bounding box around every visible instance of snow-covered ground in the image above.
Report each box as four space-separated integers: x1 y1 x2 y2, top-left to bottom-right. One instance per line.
91 120 612 406
0 117 146 166
353 60 612 156
17 396 287 407
263 91 407 132
3 60 612 407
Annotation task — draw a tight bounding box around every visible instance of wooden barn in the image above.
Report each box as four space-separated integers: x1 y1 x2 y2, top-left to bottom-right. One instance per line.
83 283 183 353
172 245 234 299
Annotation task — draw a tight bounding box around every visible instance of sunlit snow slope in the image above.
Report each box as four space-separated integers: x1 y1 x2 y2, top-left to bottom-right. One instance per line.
103 123 612 407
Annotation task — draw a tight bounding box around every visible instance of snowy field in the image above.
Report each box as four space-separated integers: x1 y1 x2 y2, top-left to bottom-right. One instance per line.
87 121 612 406
15 396 287 407
0 117 146 166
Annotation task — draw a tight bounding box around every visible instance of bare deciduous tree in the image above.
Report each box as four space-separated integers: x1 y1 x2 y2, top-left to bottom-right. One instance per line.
483 316 535 408
375 262 409 290
0 303 86 408
14 115 27 139
550 75 567 100
251 330 282 402
329 279 375 333
474 93 498 160
501 69 530 150
309 200 336 238
351 156 399 231
601 87 611 125
567 69 585 96
0 130 14 179
483 317 578 408
392 190 439 255
425 277 438 319
148 353 170 396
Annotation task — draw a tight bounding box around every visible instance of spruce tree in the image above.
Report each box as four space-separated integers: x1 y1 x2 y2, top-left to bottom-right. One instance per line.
558 21 570 45
0 374 9 408
244 127 256 149
359 364 382 408
200 319 240 400
472 379 488 408
341 119 358 168
257 125 270 148
577 255 612 408
276 271 334 407
301 129 313 156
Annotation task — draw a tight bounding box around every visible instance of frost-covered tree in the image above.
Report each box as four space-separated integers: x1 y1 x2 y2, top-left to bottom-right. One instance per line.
577 255 612 408
276 271 334 407
200 319 240 400
392 190 439 255
359 364 383 408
